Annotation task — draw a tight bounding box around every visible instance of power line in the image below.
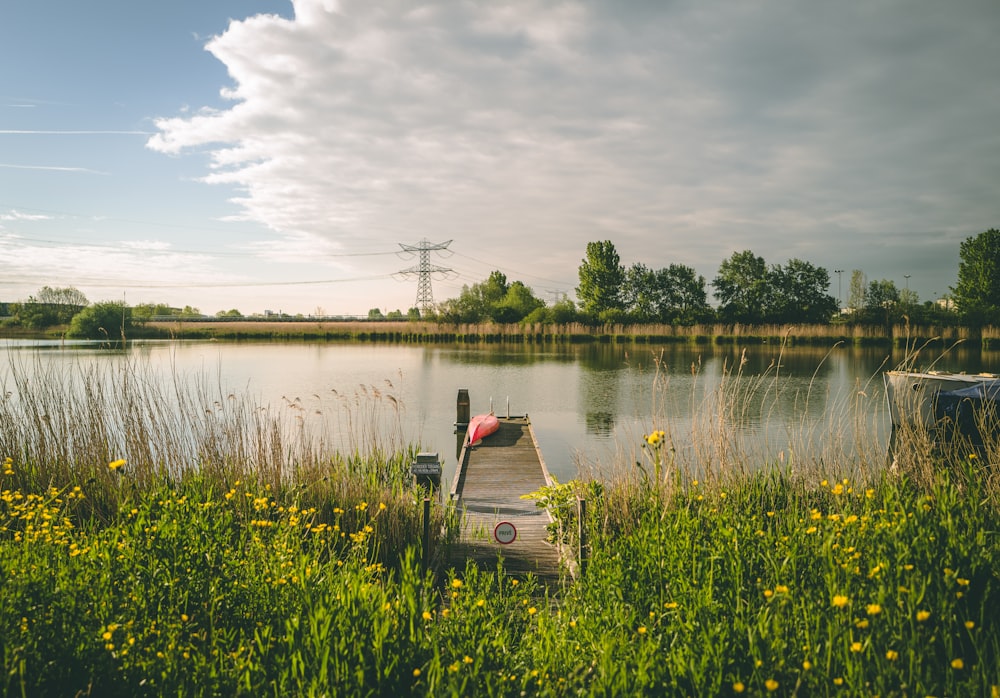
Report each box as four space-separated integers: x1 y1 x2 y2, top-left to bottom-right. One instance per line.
395 239 454 311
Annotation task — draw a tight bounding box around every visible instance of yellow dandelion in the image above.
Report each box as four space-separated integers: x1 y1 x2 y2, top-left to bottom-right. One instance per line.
451 578 463 589
775 585 789 593
886 650 898 661
765 679 779 692
965 620 975 630
733 682 745 693
866 603 882 616
108 459 126 471
764 589 774 599
528 606 537 616
851 641 862 653
951 658 964 670
476 598 486 608
832 594 849 608
856 619 869 629
803 660 812 670
422 611 432 621
833 677 843 686
637 626 646 635
413 668 421 678
916 610 931 622
463 655 473 664
180 614 189 623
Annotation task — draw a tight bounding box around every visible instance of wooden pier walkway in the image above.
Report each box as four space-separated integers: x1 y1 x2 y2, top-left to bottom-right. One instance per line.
448 415 563 584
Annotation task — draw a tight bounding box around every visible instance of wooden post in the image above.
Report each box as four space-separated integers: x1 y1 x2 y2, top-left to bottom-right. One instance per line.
577 497 588 577
421 497 431 576
456 389 470 427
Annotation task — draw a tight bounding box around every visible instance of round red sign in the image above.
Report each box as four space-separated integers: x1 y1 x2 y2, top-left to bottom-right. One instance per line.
494 521 517 545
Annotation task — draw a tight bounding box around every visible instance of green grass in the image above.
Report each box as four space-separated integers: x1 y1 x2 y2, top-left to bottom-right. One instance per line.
2 454 998 697
2 352 998 696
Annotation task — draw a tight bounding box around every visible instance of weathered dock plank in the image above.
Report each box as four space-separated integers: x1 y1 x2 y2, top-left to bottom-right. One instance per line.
448 416 563 583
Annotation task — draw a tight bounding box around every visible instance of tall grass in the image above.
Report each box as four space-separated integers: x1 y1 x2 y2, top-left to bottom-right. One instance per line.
2 347 998 696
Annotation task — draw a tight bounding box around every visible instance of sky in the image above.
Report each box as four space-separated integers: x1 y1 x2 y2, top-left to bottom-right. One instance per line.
2 0 998 317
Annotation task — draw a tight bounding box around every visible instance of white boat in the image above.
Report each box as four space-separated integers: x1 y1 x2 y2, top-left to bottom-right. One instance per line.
884 370 999 430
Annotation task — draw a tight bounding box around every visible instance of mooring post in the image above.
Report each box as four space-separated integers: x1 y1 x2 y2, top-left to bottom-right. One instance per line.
421 496 431 576
456 388 470 427
578 497 588 577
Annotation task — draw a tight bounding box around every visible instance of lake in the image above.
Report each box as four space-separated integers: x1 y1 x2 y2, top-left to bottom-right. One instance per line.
2 338 996 485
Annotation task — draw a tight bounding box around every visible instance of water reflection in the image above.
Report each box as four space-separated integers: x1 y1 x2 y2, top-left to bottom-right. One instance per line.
1 339 997 484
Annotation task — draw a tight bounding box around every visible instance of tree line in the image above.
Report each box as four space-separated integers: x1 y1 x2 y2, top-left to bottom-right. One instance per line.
437 229 999 327
3 229 998 337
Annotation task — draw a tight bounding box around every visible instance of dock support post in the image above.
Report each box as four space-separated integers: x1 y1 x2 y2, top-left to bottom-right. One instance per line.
456 389 470 427
577 497 588 577
421 497 431 576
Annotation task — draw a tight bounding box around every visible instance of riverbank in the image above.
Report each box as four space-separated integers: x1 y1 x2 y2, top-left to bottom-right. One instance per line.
128 319 998 349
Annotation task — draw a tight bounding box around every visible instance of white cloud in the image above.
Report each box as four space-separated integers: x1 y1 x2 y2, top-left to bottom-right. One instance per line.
147 0 1000 302
0 209 52 221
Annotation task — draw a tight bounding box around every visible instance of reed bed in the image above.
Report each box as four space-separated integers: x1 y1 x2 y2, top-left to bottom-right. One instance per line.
2 349 999 696
144 319 997 348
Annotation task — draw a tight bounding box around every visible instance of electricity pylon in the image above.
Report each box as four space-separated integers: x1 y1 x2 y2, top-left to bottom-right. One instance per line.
396 239 453 312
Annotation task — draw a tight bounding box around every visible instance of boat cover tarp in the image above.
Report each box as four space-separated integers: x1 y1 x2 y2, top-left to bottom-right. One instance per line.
934 381 1000 444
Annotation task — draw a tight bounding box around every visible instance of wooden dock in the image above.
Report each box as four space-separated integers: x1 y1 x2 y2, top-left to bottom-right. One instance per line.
448 415 563 584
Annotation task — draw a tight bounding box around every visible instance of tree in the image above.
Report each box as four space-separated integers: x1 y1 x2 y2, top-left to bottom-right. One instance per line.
131 303 174 323
11 286 89 327
494 281 544 323
768 259 838 324
847 270 867 313
437 271 543 323
67 302 132 340
623 263 658 322
951 228 1000 325
656 264 714 324
862 279 900 326
712 250 770 323
216 309 243 318
367 308 385 320
577 241 626 320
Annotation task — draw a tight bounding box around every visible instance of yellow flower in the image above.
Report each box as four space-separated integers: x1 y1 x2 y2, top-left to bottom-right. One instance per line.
833 677 843 686
916 610 931 622
765 679 779 692
775 585 789 594
451 578 463 589
951 658 964 670
637 626 647 635
965 620 975 630
463 655 473 664
832 594 849 608
422 611 432 621
528 607 537 616
886 650 898 661
108 459 126 471
763 589 774 599
733 682 745 693
180 614 189 623
803 660 812 670
855 619 869 629
851 641 862 653
646 430 665 446
476 598 486 608
866 603 882 616
413 668 421 678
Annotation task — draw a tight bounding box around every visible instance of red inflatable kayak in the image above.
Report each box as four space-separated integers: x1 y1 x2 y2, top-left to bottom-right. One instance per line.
467 413 499 445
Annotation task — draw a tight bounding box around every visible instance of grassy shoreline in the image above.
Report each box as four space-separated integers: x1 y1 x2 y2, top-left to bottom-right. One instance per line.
1 350 998 696
4 319 992 349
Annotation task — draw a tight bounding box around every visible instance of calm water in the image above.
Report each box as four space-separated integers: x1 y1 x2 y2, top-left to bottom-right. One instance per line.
2 339 997 484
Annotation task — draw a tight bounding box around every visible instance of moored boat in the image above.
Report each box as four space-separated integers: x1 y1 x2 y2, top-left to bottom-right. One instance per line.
467 412 499 445
884 370 1000 444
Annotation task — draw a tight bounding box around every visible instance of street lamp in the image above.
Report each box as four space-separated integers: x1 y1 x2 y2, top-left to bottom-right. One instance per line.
834 269 844 311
